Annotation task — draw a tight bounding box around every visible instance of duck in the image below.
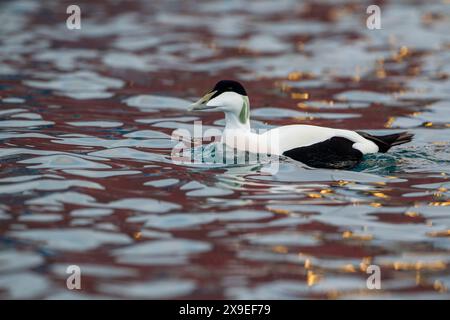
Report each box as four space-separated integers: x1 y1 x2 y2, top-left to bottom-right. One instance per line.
188 80 413 169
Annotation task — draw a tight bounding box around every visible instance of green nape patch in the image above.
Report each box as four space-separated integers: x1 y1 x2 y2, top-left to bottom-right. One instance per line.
239 96 250 124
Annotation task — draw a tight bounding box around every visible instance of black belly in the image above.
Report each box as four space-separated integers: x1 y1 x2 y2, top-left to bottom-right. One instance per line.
282 137 363 169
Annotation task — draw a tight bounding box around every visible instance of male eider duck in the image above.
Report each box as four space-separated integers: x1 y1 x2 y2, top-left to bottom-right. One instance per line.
189 80 413 169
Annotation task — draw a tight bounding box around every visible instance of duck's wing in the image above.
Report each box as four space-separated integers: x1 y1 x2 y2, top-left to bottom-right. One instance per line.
282 136 364 169
269 125 377 152
266 125 378 169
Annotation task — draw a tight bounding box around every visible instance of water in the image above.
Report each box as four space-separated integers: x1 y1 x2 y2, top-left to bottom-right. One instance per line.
0 0 449 299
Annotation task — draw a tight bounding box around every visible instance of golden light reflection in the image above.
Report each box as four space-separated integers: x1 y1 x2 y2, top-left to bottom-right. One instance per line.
392 46 410 62
370 202 382 208
133 232 142 240
297 102 308 109
384 117 395 128
360 257 372 272
304 258 312 269
272 245 288 254
405 211 419 217
427 229 450 237
432 142 447 146
353 66 361 82
433 191 444 198
429 201 450 207
342 231 373 241
433 280 447 293
337 180 350 186
327 290 340 299
308 193 322 198
415 270 423 285
393 260 446 271
372 192 389 198
342 264 356 273
291 92 309 100
288 71 303 81
306 270 321 286
269 208 290 215
295 116 315 121
376 68 386 79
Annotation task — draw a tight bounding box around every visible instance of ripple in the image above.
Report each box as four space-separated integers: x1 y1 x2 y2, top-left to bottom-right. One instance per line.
113 239 211 265
19 214 63 223
54 136 176 149
0 108 27 116
33 49 98 71
66 121 123 128
8 229 132 252
98 279 196 299
0 120 53 127
71 208 113 218
186 186 234 197
335 90 406 106
1 97 25 103
0 179 103 194
24 71 124 100
123 130 171 139
51 263 137 278
113 35 161 51
144 178 179 187
124 95 191 112
102 52 154 71
244 232 320 246
19 155 110 169
63 169 140 178
11 112 42 120
227 281 309 299
88 147 166 162
0 250 44 273
140 213 216 229
106 198 180 213
0 272 50 299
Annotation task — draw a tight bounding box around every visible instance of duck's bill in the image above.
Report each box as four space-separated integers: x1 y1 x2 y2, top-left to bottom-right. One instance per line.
188 91 217 111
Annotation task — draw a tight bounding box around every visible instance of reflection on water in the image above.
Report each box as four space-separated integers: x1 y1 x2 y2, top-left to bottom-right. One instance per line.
0 0 450 299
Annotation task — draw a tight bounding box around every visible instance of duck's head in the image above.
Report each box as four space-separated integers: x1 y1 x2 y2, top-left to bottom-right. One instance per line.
189 80 250 126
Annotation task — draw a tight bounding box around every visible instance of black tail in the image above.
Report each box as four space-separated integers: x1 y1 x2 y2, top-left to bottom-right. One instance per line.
357 131 414 153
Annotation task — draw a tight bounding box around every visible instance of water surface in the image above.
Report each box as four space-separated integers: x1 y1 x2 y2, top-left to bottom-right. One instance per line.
0 0 449 299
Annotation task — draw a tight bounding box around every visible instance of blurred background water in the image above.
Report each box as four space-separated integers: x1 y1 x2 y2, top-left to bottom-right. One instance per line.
0 0 449 299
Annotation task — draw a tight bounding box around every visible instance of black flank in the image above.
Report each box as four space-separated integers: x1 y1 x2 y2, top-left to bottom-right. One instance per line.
282 137 364 169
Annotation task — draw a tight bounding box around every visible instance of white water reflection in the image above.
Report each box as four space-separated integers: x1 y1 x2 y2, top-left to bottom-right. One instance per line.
8 229 132 252
24 71 124 99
